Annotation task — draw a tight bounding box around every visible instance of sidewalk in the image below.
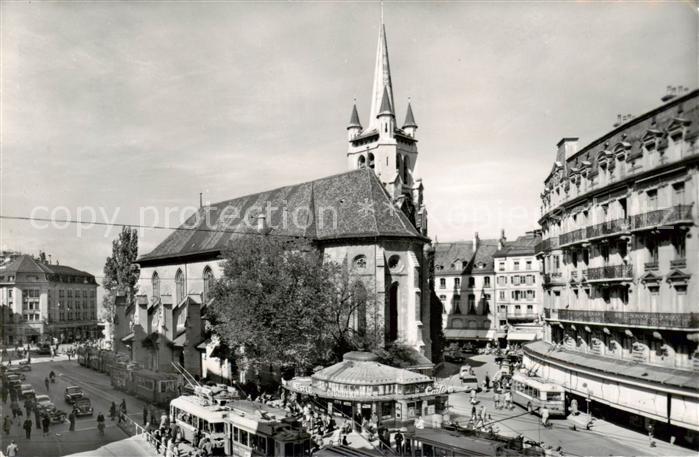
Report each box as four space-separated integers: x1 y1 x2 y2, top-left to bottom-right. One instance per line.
586 418 696 457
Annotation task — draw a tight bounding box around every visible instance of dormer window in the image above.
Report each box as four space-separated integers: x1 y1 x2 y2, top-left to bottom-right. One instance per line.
667 117 690 142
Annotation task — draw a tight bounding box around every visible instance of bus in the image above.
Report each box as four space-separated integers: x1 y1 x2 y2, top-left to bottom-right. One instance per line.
510 372 565 417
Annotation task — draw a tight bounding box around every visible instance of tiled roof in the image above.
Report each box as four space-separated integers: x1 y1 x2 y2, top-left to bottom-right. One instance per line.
434 239 499 275
493 234 541 258
313 352 431 386
348 104 361 128
0 255 94 279
403 102 417 128
139 169 425 265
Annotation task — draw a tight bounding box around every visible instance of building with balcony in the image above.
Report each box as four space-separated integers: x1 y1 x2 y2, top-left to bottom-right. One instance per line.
0 253 99 345
533 89 699 447
434 233 499 345
493 230 543 343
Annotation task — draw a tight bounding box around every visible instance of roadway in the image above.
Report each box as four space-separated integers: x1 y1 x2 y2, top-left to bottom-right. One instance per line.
1 355 155 457
438 353 696 457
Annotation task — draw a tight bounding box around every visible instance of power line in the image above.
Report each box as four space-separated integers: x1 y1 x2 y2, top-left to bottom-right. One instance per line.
0 215 312 239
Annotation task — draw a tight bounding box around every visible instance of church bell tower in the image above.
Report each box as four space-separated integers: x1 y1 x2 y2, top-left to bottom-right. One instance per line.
346 23 427 236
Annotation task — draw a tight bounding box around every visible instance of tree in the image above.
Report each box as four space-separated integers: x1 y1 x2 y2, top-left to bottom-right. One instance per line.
101 227 140 327
209 236 372 374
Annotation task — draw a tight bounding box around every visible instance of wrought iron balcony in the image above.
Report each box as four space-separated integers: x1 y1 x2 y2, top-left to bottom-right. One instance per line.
543 272 564 285
584 264 633 281
631 205 693 232
670 258 687 269
535 237 559 254
557 309 698 329
560 229 586 246
587 217 630 239
644 261 659 272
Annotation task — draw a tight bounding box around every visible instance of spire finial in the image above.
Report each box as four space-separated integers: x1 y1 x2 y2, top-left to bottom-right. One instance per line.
380 0 384 25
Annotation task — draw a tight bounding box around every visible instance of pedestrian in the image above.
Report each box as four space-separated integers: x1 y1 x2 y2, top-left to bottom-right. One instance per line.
42 414 50 437
471 404 477 418
541 406 550 427
480 405 488 422
3 416 11 435
647 422 655 447
1 387 7 404
493 392 500 409
570 398 579 416
470 389 477 404
485 374 490 389
5 440 18 457
34 406 41 430
68 410 76 431
394 430 404 455
143 405 148 426
23 417 32 439
504 391 513 409
109 402 116 421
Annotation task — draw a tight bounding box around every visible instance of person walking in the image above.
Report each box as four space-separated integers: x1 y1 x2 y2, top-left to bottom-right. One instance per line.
109 402 116 421
5 440 19 457
34 405 41 430
68 410 76 431
1 386 7 404
541 406 550 427
23 417 32 439
493 392 500 409
45 377 50 392
3 415 12 435
41 414 50 437
143 405 148 426
394 430 404 455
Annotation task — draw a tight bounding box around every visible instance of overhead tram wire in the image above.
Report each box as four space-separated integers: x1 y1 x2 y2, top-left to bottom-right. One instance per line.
0 214 313 239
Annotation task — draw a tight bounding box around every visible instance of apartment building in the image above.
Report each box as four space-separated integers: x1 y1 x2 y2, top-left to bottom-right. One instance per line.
532 89 698 446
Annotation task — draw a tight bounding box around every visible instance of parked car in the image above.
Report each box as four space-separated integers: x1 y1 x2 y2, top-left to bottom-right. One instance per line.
15 360 32 371
72 397 93 416
35 394 53 411
45 405 68 424
20 383 36 401
36 344 52 355
443 350 465 364
5 367 27 379
460 374 481 393
64 386 84 404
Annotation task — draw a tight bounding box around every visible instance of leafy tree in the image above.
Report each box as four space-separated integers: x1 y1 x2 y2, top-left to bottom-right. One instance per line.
101 227 140 326
209 236 373 374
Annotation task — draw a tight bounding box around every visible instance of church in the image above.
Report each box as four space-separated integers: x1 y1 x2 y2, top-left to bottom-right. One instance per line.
124 22 434 381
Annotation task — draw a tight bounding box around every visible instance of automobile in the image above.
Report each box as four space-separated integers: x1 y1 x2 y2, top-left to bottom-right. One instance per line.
20 383 36 401
443 350 465 364
36 344 52 355
460 374 481 393
72 397 94 416
15 360 32 371
64 386 84 404
45 405 68 424
5 367 28 379
462 342 476 354
35 394 53 411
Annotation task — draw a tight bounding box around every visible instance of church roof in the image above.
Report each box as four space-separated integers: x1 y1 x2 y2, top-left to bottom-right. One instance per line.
348 104 362 128
403 102 417 128
138 169 426 266
378 85 394 116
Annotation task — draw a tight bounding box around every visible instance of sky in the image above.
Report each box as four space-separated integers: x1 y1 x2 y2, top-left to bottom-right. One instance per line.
1 0 697 285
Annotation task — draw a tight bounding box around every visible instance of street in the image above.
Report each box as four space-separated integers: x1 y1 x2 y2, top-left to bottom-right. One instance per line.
1 355 154 457
438 353 696 457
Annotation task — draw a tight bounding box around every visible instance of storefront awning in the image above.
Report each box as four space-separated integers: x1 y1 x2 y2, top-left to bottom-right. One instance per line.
507 331 538 341
444 329 496 340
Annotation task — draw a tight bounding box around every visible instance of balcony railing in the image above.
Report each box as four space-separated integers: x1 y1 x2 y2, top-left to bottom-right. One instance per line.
644 261 659 271
670 258 687 269
587 217 630 239
559 228 586 246
584 264 633 281
631 205 693 232
535 237 559 254
556 309 698 329
543 272 564 285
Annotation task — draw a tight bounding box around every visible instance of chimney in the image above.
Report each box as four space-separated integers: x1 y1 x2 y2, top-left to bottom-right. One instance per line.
498 229 506 250
613 114 622 128
473 231 479 251
556 137 579 162
661 85 677 103
48 254 52 265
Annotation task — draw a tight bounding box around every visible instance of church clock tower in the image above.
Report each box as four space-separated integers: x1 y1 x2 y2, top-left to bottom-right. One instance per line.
347 24 428 236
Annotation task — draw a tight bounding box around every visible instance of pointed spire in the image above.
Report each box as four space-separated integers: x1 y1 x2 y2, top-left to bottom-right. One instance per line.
378 85 393 116
348 103 362 128
402 101 417 128
368 24 394 129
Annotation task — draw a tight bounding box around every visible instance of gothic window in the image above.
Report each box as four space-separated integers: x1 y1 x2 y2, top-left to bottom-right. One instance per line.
151 271 160 300
403 156 410 183
202 267 214 304
353 255 367 269
367 153 375 169
388 255 401 271
396 154 402 172
357 155 366 169
175 269 184 305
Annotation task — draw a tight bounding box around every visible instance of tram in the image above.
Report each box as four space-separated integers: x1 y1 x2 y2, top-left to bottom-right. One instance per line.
404 428 514 456
169 386 310 456
510 372 565 417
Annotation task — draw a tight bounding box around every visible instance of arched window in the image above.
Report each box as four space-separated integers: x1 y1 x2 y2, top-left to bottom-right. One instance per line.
403 156 410 183
368 153 375 169
396 154 402 173
151 271 160 300
357 155 366 169
175 269 185 305
202 266 214 304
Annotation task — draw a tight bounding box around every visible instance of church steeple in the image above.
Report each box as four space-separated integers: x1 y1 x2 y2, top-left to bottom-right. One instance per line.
402 101 417 137
368 24 394 131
